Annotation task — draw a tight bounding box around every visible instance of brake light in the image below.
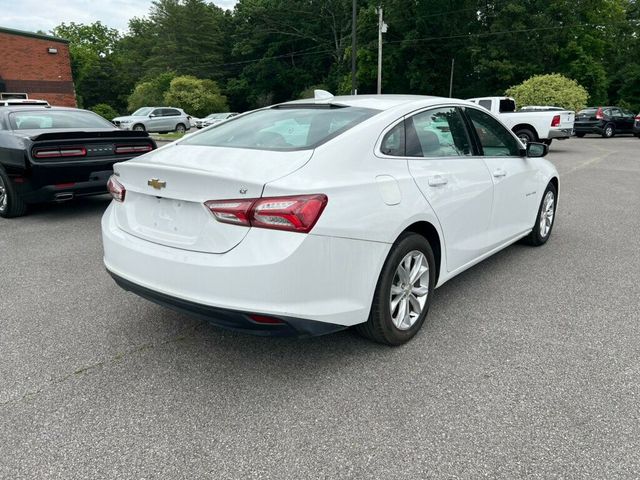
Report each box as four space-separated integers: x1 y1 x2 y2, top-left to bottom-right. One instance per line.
205 194 328 233
114 144 153 154
33 146 86 158
107 175 125 202
551 115 561 127
596 107 604 120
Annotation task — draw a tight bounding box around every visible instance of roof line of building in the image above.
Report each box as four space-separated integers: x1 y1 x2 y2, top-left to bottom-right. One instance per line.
0 26 69 43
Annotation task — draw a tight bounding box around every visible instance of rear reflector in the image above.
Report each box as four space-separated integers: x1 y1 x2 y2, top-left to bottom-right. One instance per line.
551 115 561 127
55 182 76 189
33 146 87 159
114 144 153 154
205 194 328 233
107 175 125 202
248 314 285 325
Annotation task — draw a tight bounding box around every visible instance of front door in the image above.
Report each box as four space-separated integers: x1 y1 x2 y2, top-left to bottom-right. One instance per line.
464 107 539 248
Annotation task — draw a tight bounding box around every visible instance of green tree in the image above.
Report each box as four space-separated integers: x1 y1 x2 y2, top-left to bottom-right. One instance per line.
163 75 229 116
505 74 589 112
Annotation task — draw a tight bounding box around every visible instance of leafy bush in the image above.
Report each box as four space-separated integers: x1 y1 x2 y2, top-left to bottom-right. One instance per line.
90 103 119 121
163 76 229 117
505 74 589 112
127 72 176 112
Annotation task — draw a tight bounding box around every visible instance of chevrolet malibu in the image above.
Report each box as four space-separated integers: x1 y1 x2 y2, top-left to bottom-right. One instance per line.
102 94 558 345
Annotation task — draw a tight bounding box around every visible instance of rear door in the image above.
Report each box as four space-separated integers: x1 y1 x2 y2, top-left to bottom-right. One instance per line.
620 109 636 132
402 106 495 272
464 107 539 246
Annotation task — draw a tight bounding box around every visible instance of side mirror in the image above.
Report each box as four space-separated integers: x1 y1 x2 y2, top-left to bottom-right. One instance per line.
526 142 548 158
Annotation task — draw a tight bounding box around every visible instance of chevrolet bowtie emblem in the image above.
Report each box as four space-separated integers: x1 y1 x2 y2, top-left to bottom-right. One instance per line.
147 178 166 190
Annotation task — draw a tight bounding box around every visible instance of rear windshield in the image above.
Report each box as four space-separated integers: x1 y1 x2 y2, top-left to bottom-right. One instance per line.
578 108 598 115
9 110 114 130
181 106 379 151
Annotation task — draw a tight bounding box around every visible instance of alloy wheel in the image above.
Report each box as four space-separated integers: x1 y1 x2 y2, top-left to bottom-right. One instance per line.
0 175 7 212
389 250 430 330
539 190 555 238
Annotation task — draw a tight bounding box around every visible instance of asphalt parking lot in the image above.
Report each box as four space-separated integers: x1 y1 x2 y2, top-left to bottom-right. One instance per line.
1 136 639 479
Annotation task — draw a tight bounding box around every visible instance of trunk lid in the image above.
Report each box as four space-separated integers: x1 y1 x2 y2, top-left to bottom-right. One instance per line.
556 111 575 129
113 144 313 253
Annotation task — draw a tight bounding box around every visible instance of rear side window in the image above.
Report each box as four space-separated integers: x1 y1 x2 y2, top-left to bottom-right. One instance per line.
499 98 516 113
406 107 472 157
466 108 520 157
478 100 492 110
182 106 378 151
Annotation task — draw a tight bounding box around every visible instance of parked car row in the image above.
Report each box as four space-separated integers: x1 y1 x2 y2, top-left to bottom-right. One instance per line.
193 112 238 128
470 96 640 141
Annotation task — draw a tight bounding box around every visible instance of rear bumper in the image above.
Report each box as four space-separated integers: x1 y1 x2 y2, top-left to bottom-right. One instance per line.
18 170 113 203
548 128 573 139
102 203 389 330
109 271 345 337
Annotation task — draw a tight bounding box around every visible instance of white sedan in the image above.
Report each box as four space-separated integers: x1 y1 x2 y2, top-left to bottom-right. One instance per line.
102 94 558 345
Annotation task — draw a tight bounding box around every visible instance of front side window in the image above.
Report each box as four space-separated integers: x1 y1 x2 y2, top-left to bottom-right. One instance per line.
133 107 153 116
465 107 520 157
9 110 114 130
406 107 472 157
151 109 163 117
181 106 378 151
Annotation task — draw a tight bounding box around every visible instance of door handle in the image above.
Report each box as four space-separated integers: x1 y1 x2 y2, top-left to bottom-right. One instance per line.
428 175 448 187
492 169 507 178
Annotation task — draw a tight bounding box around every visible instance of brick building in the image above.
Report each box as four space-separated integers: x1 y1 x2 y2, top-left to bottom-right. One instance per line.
0 26 76 107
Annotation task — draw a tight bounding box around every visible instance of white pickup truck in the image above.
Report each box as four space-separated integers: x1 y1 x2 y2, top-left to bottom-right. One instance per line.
467 96 575 145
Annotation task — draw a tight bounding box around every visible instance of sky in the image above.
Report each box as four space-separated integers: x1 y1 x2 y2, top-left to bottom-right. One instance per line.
0 0 237 34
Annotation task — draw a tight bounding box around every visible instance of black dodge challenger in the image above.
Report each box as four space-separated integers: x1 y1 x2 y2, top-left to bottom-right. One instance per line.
0 106 156 218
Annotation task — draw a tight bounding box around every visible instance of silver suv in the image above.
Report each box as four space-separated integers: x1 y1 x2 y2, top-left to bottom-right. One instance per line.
113 107 192 133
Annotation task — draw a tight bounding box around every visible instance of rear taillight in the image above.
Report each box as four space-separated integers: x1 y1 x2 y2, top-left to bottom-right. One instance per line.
635 115 640 122
107 176 125 202
33 146 87 159
596 107 604 120
204 199 254 226
114 144 153 154
551 115 561 127
205 194 328 233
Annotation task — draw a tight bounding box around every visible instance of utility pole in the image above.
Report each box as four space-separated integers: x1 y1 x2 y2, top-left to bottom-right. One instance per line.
376 6 388 95
351 0 357 95
449 58 455 97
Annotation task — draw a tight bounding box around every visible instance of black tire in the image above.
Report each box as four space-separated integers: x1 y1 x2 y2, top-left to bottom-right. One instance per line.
132 124 145 132
523 183 557 246
602 123 615 138
543 139 553 146
515 128 536 145
575 132 586 138
356 232 436 346
0 166 27 218
175 123 186 134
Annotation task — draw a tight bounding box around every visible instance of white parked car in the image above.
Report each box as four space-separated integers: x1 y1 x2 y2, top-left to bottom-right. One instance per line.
195 112 239 128
467 96 574 145
102 94 559 345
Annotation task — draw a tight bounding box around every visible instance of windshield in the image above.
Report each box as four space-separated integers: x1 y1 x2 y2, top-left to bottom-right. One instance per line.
182 106 378 151
132 107 153 116
9 110 114 130
206 113 227 119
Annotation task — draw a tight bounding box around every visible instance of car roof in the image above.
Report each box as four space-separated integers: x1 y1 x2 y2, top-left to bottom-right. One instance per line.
282 94 464 111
